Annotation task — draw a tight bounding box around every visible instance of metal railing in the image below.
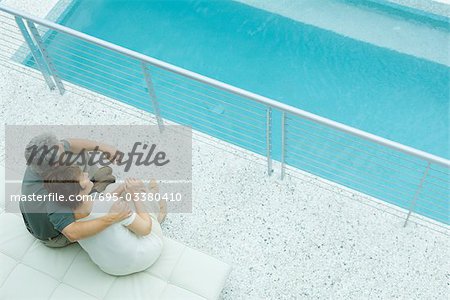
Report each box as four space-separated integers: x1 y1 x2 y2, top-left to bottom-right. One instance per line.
0 4 449 227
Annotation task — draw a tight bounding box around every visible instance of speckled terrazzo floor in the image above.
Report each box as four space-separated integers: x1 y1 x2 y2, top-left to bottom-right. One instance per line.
1 0 449 299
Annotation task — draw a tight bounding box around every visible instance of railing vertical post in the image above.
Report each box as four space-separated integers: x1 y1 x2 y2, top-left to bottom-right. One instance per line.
281 111 286 180
25 20 65 95
266 106 273 176
14 17 55 91
404 162 431 227
141 62 164 132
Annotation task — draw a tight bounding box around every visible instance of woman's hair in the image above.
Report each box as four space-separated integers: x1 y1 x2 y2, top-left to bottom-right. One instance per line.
44 166 84 210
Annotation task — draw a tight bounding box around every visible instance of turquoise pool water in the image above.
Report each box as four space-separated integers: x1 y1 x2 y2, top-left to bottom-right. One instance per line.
24 0 449 223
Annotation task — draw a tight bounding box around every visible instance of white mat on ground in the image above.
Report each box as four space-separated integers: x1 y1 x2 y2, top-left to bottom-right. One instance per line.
0 212 231 300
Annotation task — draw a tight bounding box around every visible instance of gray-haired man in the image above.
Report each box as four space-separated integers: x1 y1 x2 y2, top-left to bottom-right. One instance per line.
20 133 131 248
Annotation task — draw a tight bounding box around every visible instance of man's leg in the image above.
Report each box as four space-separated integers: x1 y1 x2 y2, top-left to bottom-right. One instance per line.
91 167 115 193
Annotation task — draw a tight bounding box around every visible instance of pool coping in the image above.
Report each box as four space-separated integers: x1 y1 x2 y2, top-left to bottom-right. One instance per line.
382 0 450 18
23 0 450 67
235 0 449 66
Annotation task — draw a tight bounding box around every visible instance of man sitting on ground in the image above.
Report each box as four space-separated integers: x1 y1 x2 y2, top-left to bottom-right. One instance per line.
20 133 130 248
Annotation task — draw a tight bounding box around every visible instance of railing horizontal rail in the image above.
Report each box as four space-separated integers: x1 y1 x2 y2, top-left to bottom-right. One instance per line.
1 4 448 168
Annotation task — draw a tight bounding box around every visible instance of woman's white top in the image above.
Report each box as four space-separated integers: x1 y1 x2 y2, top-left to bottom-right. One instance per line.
77 195 163 276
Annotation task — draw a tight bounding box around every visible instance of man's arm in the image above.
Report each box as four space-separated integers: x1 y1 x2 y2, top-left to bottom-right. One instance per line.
61 200 131 241
62 216 116 242
111 183 125 196
65 138 120 162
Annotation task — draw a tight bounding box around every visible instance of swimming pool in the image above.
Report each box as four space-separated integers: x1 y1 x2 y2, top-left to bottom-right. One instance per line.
48 0 449 157
23 0 449 223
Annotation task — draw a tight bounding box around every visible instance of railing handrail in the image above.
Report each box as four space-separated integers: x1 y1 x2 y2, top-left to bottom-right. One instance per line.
1 4 449 168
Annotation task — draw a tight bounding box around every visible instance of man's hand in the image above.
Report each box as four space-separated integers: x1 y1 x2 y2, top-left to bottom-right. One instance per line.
125 178 146 194
106 200 132 223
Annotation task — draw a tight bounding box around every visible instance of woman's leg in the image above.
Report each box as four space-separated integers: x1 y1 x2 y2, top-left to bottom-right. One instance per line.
104 180 167 224
148 213 163 239
148 180 167 224
157 198 167 224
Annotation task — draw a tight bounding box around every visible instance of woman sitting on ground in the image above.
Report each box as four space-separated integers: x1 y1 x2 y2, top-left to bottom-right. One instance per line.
44 165 167 276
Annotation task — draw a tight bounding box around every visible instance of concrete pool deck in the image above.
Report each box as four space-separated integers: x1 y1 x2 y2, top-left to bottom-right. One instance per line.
0 0 449 299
